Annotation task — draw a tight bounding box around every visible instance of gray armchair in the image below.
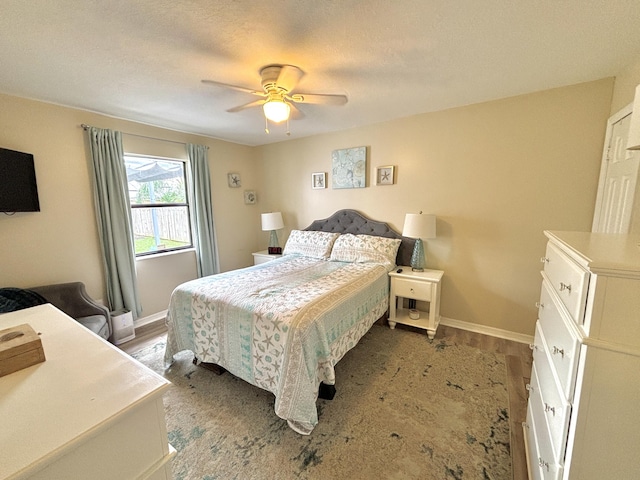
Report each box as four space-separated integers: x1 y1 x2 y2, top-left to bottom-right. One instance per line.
29 282 111 341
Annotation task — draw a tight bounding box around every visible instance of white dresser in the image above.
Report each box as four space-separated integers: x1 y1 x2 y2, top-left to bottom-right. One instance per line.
0 304 175 480
524 231 640 479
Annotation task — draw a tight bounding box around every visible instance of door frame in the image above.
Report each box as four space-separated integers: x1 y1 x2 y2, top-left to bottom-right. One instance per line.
591 102 634 232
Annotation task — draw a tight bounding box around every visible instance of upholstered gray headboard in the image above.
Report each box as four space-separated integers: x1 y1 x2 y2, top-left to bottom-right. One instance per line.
304 209 415 266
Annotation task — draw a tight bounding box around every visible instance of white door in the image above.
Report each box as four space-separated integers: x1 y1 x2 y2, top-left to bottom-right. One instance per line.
592 104 640 233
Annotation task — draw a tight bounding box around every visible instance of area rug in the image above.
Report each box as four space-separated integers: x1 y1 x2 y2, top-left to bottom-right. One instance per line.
132 324 511 480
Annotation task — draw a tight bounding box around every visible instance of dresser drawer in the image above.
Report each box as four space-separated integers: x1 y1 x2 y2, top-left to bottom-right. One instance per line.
542 242 589 325
537 282 581 400
526 403 563 480
392 278 432 301
530 360 572 462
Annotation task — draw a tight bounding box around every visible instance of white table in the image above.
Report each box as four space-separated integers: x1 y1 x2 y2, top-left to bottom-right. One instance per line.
0 304 175 480
252 249 282 265
388 267 444 339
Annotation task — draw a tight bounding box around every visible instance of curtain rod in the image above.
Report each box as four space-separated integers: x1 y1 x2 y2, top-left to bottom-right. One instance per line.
80 124 208 148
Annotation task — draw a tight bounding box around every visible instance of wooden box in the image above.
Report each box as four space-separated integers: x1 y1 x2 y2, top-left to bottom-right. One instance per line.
0 323 45 377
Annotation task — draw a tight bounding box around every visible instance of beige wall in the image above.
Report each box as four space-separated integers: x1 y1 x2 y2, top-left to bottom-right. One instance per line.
610 57 640 115
259 78 614 336
0 94 259 318
0 73 626 335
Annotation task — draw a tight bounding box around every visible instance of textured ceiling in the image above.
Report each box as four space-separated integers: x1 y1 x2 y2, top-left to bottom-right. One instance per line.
1 1 639 146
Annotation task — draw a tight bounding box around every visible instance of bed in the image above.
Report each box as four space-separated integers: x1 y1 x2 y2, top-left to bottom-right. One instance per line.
164 209 415 434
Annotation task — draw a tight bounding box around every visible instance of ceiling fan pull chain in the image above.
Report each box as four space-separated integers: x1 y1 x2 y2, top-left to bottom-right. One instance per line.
286 116 290 136
265 116 270 134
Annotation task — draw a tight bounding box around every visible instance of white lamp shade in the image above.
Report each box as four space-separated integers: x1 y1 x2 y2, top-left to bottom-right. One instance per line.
402 213 436 239
261 212 284 231
263 100 290 123
627 84 640 150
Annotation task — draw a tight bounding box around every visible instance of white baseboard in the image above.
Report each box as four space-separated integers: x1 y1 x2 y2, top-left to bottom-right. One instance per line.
135 310 167 329
440 316 533 344
132 311 533 344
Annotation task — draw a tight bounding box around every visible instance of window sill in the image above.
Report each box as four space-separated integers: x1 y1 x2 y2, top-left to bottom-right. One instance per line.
135 248 196 261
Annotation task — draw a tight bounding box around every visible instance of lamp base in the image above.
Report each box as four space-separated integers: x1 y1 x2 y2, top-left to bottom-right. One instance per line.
268 230 281 255
410 238 427 272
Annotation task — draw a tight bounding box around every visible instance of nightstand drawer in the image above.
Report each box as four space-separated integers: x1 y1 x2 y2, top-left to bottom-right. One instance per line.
392 278 432 301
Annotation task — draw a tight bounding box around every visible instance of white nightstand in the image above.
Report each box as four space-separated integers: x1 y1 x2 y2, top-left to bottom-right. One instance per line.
252 250 282 265
388 267 444 339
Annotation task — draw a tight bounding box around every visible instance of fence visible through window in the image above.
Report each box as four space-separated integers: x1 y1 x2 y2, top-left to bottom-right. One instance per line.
124 155 192 255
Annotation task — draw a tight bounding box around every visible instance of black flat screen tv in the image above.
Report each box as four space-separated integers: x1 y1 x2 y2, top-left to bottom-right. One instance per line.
0 147 41 212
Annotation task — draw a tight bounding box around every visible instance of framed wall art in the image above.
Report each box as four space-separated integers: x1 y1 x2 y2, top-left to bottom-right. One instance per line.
311 172 326 189
376 165 395 185
331 146 367 189
227 173 241 188
244 190 256 204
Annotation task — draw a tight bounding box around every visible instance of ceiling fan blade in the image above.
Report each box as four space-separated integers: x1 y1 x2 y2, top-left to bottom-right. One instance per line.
227 99 266 113
276 65 304 92
289 93 348 105
289 102 305 120
201 79 263 96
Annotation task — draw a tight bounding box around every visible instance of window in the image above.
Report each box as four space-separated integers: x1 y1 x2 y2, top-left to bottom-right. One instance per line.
124 155 192 256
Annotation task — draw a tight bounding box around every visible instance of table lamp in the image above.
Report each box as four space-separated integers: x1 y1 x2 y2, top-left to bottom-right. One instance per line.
261 212 284 254
402 212 436 271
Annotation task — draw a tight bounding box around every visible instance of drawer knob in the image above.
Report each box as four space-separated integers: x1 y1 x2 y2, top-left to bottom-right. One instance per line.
535 301 544 309
559 282 572 293
525 383 534 394
540 256 550 263
529 343 538 351
544 403 556 416
538 457 550 472
552 346 565 358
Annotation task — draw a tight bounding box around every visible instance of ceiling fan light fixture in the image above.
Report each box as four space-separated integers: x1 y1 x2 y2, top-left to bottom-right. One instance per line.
263 98 290 123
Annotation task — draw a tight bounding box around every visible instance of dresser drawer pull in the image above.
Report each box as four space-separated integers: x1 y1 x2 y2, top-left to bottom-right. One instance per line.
544 403 556 416
535 301 544 309
525 383 534 394
538 457 550 472
559 282 572 292
529 343 539 351
540 256 550 263
552 346 565 358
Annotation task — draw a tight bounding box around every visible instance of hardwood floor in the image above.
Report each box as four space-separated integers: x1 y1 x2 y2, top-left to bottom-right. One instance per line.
119 320 532 480
434 324 532 480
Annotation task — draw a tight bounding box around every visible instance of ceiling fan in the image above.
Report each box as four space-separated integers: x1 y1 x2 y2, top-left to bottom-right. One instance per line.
202 64 348 134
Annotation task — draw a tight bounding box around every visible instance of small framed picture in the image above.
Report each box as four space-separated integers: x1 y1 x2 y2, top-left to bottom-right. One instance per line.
244 190 256 204
376 165 395 185
228 173 241 188
311 172 326 189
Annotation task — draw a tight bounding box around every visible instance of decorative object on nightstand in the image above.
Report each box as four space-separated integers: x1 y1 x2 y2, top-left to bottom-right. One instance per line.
402 212 436 272
261 212 284 254
388 268 444 339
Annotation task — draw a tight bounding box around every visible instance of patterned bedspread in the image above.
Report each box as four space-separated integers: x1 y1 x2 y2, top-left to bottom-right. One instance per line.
164 255 390 434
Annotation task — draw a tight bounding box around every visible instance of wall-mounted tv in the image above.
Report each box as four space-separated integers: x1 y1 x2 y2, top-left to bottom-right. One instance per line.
0 147 41 213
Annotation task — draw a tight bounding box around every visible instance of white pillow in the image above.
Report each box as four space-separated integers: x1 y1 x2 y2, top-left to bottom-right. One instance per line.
282 230 341 259
330 233 401 268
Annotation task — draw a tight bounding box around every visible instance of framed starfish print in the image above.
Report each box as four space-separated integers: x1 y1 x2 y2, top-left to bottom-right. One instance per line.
376 165 395 185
